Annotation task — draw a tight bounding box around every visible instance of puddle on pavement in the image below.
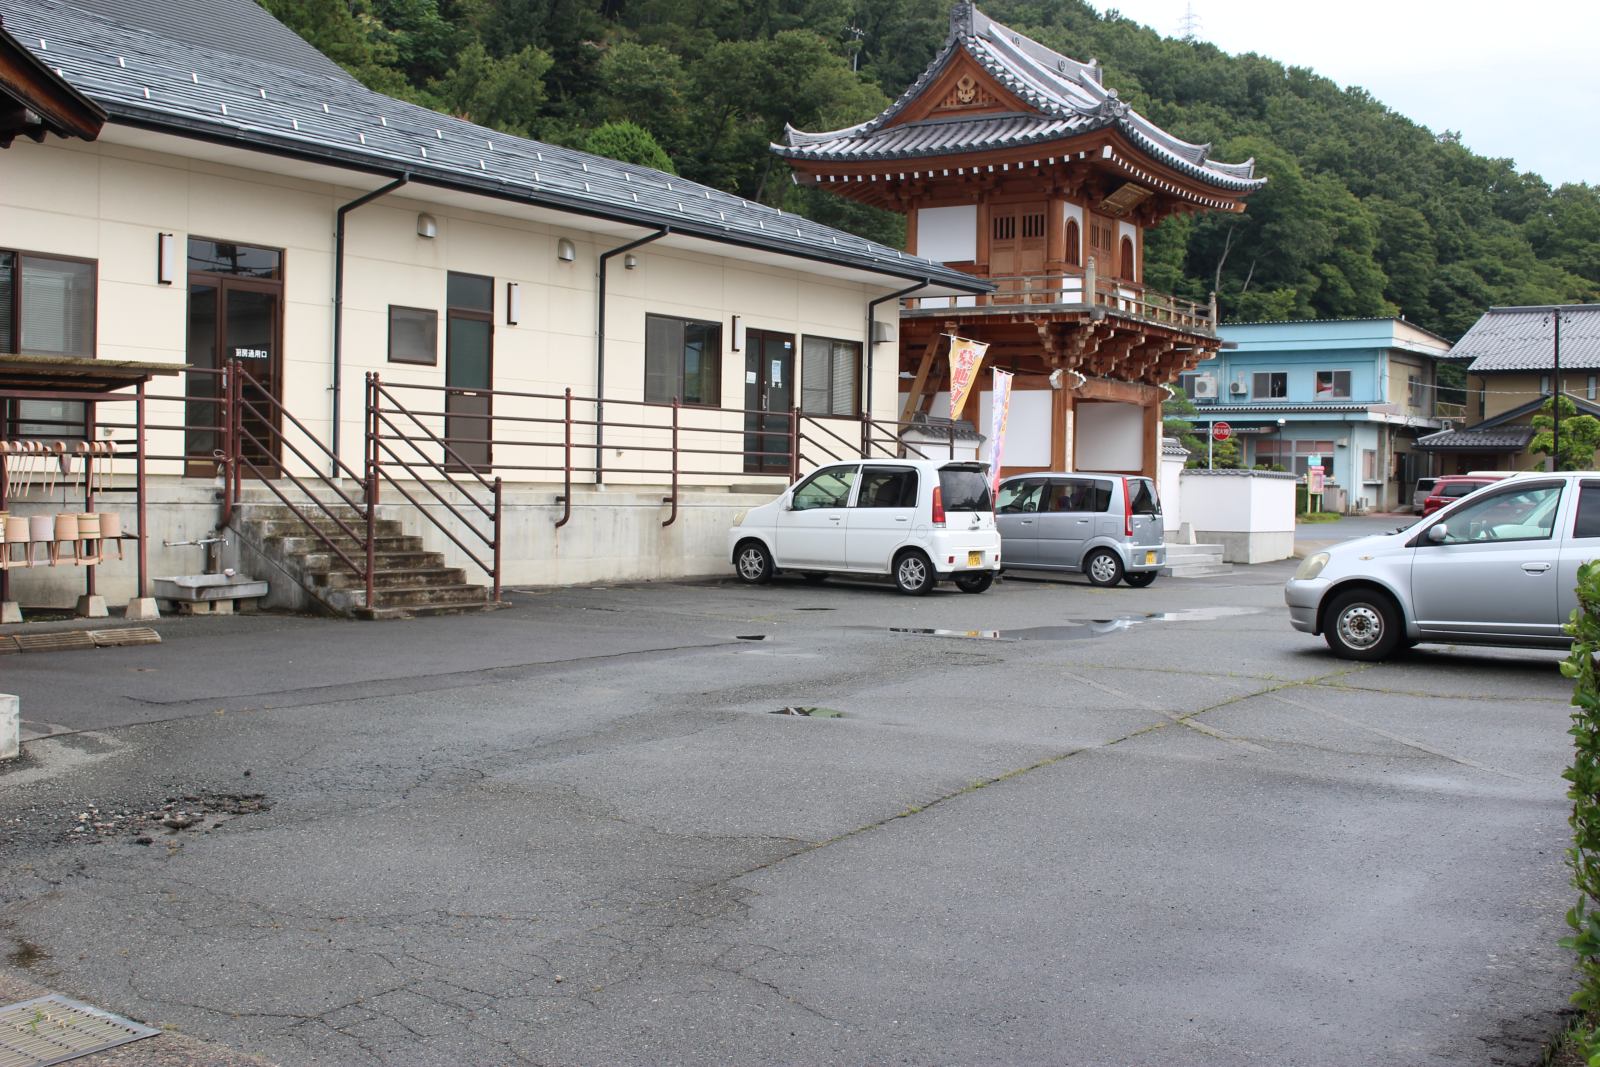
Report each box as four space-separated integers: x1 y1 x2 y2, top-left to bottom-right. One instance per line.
889 606 1261 642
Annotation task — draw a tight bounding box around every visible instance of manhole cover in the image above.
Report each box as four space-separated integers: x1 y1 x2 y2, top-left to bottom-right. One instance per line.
0 994 159 1066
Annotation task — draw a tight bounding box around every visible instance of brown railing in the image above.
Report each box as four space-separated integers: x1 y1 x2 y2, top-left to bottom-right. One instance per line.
366 375 502 602
222 359 374 611
904 263 1216 330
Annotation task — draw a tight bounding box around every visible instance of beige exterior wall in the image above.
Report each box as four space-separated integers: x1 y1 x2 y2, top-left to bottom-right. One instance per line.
2 131 904 488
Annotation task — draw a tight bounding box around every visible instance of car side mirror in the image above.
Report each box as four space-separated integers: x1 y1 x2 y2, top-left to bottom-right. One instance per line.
1427 524 1448 544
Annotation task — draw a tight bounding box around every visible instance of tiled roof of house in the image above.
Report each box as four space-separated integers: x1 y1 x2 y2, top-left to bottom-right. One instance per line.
1452 305 1600 372
0 0 990 294
1413 426 1534 452
778 3 1262 193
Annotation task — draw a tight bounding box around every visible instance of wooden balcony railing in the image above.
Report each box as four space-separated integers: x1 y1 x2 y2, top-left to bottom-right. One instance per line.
903 260 1216 332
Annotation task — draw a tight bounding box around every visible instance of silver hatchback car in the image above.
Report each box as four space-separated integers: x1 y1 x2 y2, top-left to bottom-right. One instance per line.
1285 471 1599 659
995 472 1165 587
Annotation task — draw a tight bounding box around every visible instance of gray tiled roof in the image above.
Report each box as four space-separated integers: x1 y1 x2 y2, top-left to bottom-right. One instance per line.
1453 305 1600 372
0 0 990 294
1414 426 1534 452
779 3 1262 193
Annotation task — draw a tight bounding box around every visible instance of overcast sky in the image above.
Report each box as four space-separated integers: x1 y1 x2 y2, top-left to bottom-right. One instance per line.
1087 1 1597 187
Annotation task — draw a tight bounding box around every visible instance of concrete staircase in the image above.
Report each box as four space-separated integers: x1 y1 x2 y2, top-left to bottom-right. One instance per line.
232 502 495 619
1162 541 1233 578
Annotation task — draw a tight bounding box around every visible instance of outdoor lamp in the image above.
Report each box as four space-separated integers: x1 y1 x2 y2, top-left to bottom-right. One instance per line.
157 232 176 284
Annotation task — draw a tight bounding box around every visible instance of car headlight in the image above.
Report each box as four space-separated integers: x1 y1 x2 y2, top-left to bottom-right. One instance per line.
1292 552 1329 581
732 509 748 527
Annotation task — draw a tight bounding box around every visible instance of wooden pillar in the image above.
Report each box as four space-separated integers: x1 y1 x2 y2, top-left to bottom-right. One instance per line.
1144 388 1161 480
1052 383 1071 471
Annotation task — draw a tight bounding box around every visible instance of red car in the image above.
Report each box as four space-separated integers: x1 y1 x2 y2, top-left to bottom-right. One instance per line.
1419 474 1509 517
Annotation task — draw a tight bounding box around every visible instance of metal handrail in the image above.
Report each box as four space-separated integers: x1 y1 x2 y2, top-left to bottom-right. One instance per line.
366 374 501 601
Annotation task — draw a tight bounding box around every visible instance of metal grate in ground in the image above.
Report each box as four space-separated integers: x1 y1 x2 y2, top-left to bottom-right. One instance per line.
2 628 162 654
0 994 160 1067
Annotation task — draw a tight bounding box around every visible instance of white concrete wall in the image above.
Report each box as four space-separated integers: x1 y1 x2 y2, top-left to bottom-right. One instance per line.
1160 446 1187 533
1177 469 1296 563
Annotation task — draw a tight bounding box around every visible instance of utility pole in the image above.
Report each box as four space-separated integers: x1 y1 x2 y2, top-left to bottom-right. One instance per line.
1554 309 1563 470
1178 3 1201 42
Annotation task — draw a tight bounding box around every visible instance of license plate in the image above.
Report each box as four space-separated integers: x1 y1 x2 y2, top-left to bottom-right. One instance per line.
968 551 982 566
1144 551 1157 565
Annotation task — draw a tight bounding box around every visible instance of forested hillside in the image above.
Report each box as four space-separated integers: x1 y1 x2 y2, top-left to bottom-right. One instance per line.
259 0 1598 339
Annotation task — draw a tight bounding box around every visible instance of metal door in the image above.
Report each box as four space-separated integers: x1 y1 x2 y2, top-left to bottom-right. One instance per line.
1034 478 1096 568
994 477 1046 566
187 278 281 474
744 329 794 474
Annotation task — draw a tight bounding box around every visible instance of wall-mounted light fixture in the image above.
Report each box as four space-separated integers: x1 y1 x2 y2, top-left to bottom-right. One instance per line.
506 282 521 325
623 253 638 270
730 314 742 352
416 213 438 239
157 232 176 285
556 237 576 262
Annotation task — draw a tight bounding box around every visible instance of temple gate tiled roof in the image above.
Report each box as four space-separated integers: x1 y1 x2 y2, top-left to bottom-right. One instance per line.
777 2 1263 195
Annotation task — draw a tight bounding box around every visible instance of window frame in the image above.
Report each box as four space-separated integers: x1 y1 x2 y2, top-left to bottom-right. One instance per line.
2 248 99 439
1314 369 1351 400
854 465 918 509
387 304 439 366
1427 483 1563 546
645 313 723 408
1252 371 1287 400
800 334 862 417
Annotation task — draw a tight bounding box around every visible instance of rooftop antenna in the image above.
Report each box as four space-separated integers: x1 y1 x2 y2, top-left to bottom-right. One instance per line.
1178 3 1201 42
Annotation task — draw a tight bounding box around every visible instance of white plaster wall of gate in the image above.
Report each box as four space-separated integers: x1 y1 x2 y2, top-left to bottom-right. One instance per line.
1074 401 1143 472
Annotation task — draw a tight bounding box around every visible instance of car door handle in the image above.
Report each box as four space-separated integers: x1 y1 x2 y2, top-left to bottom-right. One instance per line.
895 517 909 522
1019 519 1033 525
829 516 842 523
1522 562 1551 574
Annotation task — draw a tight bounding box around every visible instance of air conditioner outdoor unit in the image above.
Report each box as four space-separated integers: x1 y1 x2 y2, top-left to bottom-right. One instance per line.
1191 376 1218 399
1229 380 1248 395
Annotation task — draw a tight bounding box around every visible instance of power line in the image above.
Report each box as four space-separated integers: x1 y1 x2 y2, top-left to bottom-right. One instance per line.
1177 3 1201 42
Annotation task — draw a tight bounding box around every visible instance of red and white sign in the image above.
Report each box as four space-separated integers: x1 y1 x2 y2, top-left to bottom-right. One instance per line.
1212 421 1233 442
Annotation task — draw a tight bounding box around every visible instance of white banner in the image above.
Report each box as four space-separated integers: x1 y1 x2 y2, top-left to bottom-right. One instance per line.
988 368 1014 495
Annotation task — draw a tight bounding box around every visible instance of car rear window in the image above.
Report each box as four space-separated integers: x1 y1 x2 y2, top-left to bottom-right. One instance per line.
1128 478 1160 516
939 467 992 511
1441 481 1483 498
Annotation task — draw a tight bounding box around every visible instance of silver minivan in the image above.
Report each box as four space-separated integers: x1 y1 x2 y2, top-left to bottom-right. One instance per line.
995 472 1165 587
1286 471 1598 659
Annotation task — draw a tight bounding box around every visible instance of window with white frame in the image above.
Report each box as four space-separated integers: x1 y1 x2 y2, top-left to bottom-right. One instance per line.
1255 439 1335 477
1315 370 1351 399
800 335 861 416
1252 372 1287 399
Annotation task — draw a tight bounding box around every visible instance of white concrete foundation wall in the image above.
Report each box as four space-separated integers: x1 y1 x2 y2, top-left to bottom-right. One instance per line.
1 694 17 762
1178 469 1297 564
397 482 784 587
2 478 224 608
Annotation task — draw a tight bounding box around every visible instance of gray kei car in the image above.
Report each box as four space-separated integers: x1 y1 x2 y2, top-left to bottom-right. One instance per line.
995 472 1165 587
1285 471 1599 660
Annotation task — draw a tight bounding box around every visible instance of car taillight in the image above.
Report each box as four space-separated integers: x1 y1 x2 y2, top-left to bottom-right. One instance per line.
931 485 946 527
1122 478 1133 537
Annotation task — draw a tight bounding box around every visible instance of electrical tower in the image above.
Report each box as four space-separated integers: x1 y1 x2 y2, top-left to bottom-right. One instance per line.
1178 3 1201 42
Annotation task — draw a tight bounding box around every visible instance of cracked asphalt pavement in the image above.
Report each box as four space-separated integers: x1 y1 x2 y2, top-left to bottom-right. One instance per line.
0 556 1579 1065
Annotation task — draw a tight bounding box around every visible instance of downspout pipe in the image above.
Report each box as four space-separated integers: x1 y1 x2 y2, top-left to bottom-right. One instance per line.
596 227 670 486
333 174 410 475
865 280 934 421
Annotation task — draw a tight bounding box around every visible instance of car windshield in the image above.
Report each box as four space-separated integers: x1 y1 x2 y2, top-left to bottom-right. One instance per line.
939 467 992 511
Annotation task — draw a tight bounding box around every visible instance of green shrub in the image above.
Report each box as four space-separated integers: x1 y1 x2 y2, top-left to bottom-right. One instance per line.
1561 559 1600 1062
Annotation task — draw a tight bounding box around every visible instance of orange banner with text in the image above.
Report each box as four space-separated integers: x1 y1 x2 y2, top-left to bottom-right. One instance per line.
947 335 989 420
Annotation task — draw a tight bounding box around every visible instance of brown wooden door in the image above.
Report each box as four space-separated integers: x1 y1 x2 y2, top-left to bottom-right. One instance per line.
187 276 282 475
989 203 1046 302
744 329 794 474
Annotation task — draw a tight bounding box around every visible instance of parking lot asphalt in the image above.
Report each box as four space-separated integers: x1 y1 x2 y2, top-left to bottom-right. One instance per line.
0 553 1579 1066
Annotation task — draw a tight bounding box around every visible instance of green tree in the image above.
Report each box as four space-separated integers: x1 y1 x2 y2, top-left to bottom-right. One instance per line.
584 121 676 173
431 42 553 137
1531 395 1600 472
1161 387 1204 462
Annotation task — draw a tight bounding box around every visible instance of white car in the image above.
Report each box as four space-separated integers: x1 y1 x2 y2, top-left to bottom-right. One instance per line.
728 459 1002 594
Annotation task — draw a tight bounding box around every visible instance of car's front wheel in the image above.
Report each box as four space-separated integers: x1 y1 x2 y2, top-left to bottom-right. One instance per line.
1084 549 1123 587
954 572 994 594
894 550 935 595
734 540 774 585
1124 571 1157 588
1322 588 1403 661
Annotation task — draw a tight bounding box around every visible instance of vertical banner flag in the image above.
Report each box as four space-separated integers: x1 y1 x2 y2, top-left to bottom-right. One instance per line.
947 335 989 420
988 368 1014 496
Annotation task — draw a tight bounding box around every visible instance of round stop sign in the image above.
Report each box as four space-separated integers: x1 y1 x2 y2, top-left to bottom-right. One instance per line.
1212 421 1233 442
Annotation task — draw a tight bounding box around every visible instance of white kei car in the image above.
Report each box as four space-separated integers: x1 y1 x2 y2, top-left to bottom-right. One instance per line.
727 459 1002 595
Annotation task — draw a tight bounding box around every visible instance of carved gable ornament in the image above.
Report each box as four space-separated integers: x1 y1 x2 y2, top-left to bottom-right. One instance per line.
935 72 997 114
